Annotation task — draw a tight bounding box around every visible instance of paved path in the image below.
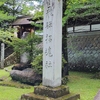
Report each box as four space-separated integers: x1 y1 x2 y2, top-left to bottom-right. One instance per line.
94 90 100 100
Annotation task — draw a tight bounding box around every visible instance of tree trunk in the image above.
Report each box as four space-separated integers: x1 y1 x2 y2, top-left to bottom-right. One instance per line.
62 0 69 76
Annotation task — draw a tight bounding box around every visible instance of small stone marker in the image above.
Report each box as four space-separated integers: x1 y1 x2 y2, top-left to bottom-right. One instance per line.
20 52 29 63
94 90 100 100
43 0 62 87
1 43 5 68
20 32 29 64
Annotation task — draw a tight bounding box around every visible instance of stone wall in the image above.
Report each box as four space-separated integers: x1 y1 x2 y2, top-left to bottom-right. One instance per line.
4 53 18 67
67 31 100 72
0 52 18 68
0 44 13 60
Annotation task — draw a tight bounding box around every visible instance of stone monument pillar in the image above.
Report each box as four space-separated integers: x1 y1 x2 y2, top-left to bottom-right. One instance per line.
20 0 80 99
43 0 62 87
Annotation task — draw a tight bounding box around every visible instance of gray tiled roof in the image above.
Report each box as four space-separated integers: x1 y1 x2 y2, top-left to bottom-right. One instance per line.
12 16 33 26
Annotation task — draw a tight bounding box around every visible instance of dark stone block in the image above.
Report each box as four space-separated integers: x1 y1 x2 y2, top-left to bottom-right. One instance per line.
0 78 3 81
12 63 32 71
10 68 42 85
34 86 69 98
20 92 80 100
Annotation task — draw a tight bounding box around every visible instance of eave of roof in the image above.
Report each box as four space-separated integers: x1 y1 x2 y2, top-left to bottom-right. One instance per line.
11 16 33 26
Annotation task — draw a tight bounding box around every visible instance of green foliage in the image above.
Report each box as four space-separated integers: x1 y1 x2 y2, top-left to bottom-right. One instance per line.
0 0 7 6
31 6 43 30
33 8 43 20
63 0 100 25
10 34 42 61
0 28 42 62
63 0 85 25
0 0 42 23
21 0 42 15
31 53 43 74
62 76 69 85
0 29 14 42
0 0 15 23
1 13 14 21
62 54 67 68
0 11 14 23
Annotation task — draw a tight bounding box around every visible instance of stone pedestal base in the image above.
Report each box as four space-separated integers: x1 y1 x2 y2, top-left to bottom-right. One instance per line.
20 86 80 100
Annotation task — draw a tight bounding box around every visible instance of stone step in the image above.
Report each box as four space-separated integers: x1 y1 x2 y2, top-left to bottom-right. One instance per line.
34 86 70 98
20 93 80 100
58 93 80 100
